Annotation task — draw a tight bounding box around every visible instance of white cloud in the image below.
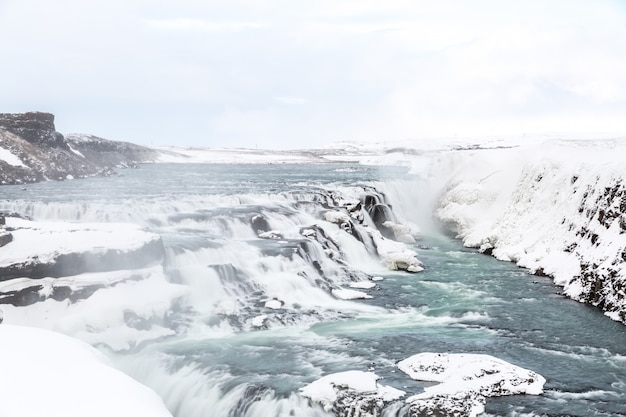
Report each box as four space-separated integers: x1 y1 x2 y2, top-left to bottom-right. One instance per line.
274 97 309 105
0 0 625 148
144 18 265 33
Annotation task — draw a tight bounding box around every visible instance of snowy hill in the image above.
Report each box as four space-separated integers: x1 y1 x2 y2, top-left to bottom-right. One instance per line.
0 112 161 185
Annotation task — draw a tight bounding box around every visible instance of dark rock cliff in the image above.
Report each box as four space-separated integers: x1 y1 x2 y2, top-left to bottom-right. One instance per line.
0 112 66 148
0 112 161 185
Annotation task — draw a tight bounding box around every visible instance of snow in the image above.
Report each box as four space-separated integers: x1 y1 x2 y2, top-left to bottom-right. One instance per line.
0 217 161 267
251 314 268 327
300 352 544 416
398 352 545 417
324 210 352 225
368 229 424 273
0 324 173 417
349 281 376 289
300 370 404 410
332 287 373 300
383 220 421 243
0 147 26 167
67 143 84 157
264 299 283 309
154 146 331 164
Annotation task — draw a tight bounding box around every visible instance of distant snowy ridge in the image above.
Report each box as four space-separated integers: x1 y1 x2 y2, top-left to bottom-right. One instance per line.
433 139 626 323
152 145 372 164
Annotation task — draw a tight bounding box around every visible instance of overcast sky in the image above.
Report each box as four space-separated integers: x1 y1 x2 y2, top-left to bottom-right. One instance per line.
1 0 625 149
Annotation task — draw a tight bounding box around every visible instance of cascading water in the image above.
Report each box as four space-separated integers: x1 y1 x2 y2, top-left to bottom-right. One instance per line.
1 163 625 417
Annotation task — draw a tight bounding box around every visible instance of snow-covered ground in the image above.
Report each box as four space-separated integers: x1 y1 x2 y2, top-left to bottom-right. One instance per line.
0 324 173 417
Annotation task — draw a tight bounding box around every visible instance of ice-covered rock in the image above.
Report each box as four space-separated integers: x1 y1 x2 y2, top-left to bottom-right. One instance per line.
324 210 353 232
258 230 284 240
384 221 420 244
264 299 283 309
251 314 268 327
383 251 424 273
398 352 545 417
300 370 405 416
369 229 424 273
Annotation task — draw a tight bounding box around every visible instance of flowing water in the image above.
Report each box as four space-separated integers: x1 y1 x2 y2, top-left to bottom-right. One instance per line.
2 163 626 416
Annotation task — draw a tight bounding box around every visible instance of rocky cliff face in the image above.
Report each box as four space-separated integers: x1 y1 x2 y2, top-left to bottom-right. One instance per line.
0 112 161 185
434 141 626 324
0 112 66 148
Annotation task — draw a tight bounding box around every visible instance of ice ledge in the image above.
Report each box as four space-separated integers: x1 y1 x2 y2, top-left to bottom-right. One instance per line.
0 217 164 283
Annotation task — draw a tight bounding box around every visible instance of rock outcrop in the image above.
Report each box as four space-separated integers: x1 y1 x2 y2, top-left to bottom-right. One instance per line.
0 112 160 185
0 112 66 148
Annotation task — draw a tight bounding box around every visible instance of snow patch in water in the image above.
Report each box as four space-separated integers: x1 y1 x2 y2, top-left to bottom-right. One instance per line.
398 352 545 416
300 370 404 410
332 287 372 300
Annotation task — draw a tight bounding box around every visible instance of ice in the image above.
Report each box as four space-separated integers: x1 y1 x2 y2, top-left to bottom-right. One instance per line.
0 324 172 417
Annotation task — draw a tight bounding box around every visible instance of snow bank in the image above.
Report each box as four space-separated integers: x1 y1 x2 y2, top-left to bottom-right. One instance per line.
433 139 626 323
0 324 172 417
398 352 545 417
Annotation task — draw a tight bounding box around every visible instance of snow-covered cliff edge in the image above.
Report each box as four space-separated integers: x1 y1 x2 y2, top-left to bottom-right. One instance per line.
433 139 626 323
